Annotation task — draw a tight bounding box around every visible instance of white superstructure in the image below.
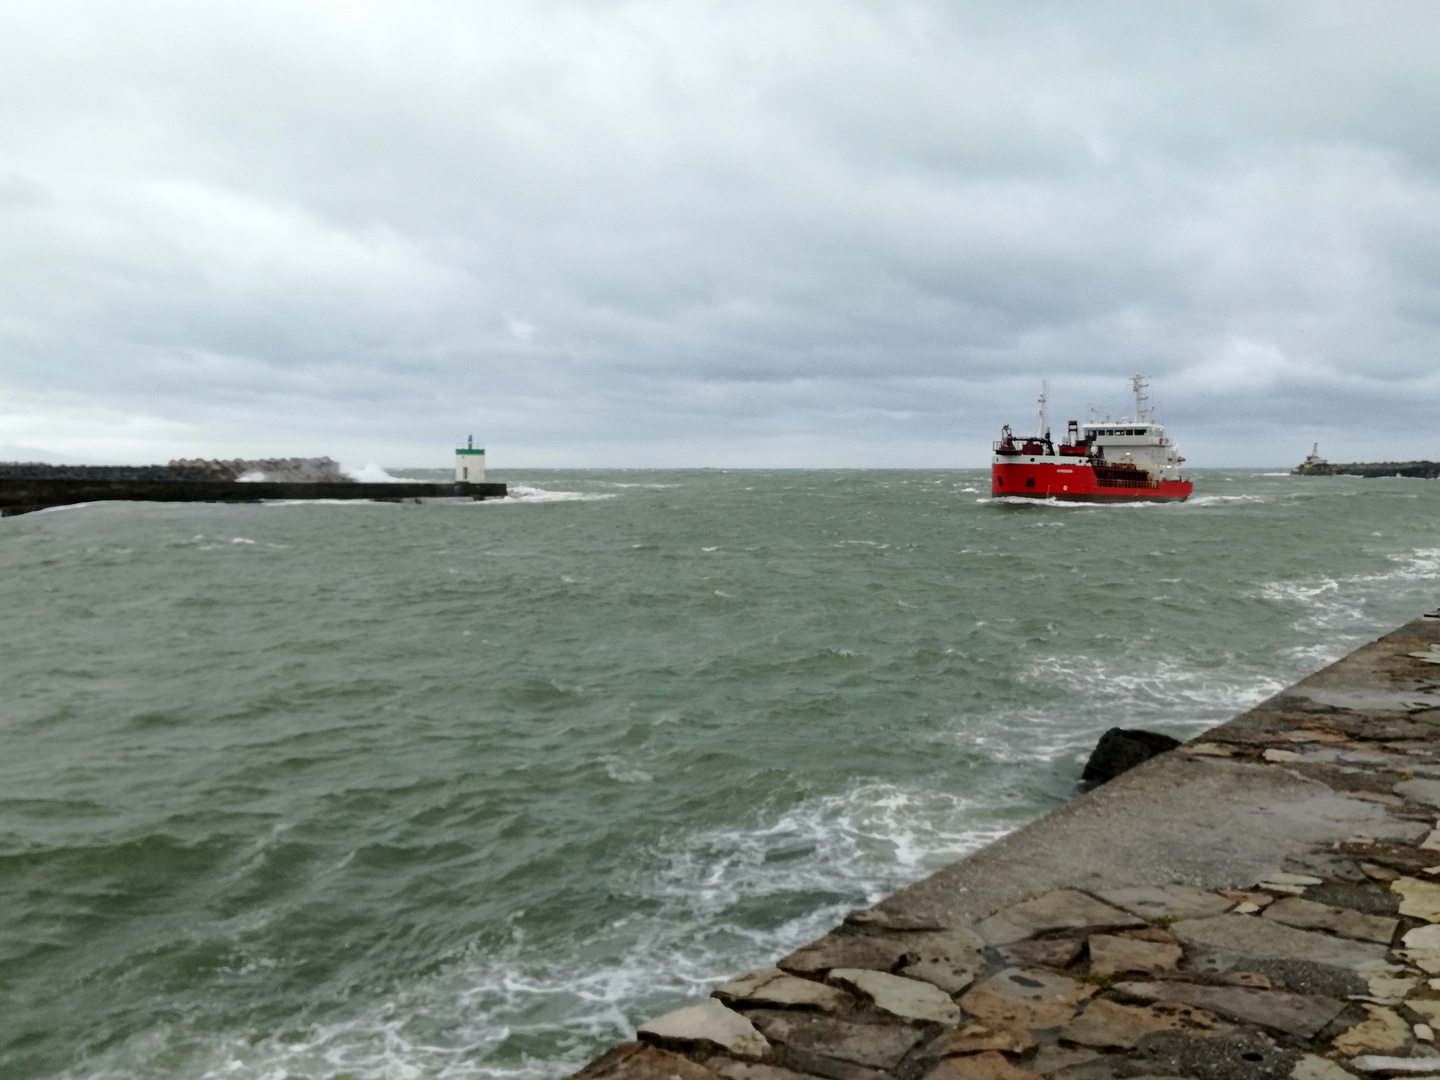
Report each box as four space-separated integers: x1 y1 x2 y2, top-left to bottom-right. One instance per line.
1080 375 1186 482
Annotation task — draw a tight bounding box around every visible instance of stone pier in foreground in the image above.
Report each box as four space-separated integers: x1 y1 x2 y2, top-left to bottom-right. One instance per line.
570 612 1440 1080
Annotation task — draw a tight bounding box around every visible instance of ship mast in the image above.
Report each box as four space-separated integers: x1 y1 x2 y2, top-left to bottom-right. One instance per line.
1132 373 1152 422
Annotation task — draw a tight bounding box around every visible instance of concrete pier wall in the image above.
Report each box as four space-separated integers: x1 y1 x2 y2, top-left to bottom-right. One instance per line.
574 613 1440 1080
1295 461 1440 479
0 478 507 516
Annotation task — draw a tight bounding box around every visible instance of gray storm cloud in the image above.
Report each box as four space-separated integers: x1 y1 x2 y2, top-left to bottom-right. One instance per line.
1 0 1437 466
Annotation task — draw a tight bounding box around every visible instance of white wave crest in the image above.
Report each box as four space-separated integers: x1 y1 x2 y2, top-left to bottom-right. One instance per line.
1186 494 1269 506
1256 546 1440 637
342 461 424 483
980 495 1166 511
489 485 617 504
1021 654 1286 742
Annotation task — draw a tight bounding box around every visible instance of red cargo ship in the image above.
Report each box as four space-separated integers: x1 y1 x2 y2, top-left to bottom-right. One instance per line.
991 375 1193 503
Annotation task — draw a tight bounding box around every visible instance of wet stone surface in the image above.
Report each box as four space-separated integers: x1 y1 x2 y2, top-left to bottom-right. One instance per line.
715 970 857 1013
1137 1031 1300 1080
746 1013 926 1070
997 939 1084 971
570 616 1440 1080
975 891 1144 947
779 935 912 977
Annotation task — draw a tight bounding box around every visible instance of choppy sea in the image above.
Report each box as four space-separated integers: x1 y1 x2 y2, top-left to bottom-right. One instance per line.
3 469 1438 1080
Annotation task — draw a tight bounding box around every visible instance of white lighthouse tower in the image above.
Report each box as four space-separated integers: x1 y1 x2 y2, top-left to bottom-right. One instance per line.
455 436 485 483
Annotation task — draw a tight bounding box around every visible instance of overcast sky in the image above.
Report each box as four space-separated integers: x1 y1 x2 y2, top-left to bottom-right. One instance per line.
1 0 1437 468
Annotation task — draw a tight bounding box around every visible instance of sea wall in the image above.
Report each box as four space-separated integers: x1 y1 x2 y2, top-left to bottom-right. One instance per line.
572 613 1440 1080
0 478 506 516
0 457 352 482
1296 462 1440 479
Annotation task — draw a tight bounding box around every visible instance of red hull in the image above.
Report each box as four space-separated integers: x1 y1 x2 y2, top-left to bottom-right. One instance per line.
992 460 1192 502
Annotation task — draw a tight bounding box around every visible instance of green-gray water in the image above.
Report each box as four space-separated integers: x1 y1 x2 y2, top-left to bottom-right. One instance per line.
3 469 1438 1080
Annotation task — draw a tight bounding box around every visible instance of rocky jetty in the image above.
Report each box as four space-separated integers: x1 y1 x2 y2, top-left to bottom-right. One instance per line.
0 458 505 515
0 457 352 482
1294 461 1440 479
166 457 353 482
570 612 1440 1080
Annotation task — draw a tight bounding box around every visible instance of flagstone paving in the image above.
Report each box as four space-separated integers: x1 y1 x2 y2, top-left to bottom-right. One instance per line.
570 612 1440 1080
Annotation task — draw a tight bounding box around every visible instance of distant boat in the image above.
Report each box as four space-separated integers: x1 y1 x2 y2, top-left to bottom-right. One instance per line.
990 375 1193 503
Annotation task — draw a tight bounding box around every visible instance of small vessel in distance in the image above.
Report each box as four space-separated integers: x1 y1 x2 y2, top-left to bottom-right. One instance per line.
991 375 1193 502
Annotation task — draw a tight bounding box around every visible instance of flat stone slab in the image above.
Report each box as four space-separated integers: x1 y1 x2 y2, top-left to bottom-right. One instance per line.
1292 1055 1359 1080
1406 926 1440 952
1115 980 1347 1038
1406 1000 1440 1026
1138 1031 1301 1080
746 1012 926 1069
921 1053 1042 1080
1332 1004 1410 1055
1028 1045 1101 1075
1093 883 1235 921
975 890 1144 945
997 938 1084 970
571 1043 725 1080
1347 1055 1440 1074
1263 896 1399 944
1087 934 1182 978
638 1000 769 1059
1393 779 1440 807
956 985 1076 1032
921 1021 1035 1057
1223 956 1370 997
844 909 949 932
778 934 908 976
1393 878 1440 922
974 966 1094 1005
1367 973 1419 1004
892 928 987 994
713 969 854 1012
1171 914 1392 971
769 1048 888 1080
1059 997 1221 1049
705 1062 816 1080
827 968 961 1025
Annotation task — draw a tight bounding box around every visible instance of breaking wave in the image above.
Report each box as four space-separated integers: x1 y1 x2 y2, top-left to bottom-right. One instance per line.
492 485 617 504
60 784 1015 1080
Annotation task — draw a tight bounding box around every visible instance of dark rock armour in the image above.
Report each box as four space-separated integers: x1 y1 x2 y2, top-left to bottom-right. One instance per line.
1079 729 1181 786
1295 460 1440 478
0 457 352 482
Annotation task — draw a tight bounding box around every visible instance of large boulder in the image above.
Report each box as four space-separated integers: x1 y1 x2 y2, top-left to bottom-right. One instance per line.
1080 728 1180 786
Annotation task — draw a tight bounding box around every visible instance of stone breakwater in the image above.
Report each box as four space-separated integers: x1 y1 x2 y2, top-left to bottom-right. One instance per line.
1294 462 1440 480
0 477 506 516
0 457 352 482
571 612 1440 1080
